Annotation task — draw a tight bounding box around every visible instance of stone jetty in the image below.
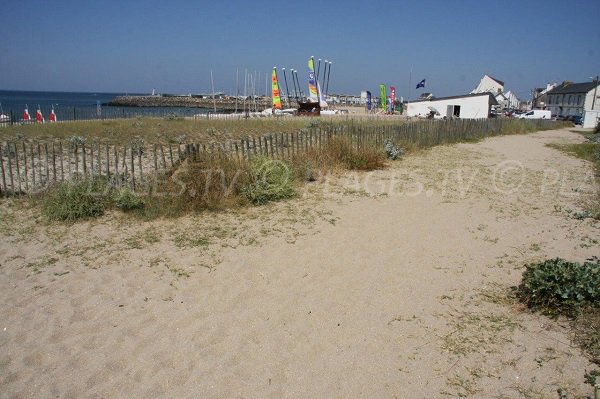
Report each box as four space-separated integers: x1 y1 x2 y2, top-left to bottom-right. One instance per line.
107 95 273 111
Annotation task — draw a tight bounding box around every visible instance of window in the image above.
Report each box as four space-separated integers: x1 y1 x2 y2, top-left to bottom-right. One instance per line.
577 95 582 105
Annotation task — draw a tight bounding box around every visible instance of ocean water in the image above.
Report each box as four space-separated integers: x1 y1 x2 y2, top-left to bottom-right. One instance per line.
0 90 209 121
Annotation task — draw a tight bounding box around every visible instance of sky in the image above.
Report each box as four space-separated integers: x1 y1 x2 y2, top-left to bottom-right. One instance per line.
1 0 599 101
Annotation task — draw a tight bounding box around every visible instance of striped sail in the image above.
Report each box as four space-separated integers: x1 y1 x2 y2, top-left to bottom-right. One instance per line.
272 68 282 109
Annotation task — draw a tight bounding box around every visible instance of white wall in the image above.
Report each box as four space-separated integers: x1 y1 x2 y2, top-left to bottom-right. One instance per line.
407 95 492 119
585 87 600 111
583 110 600 128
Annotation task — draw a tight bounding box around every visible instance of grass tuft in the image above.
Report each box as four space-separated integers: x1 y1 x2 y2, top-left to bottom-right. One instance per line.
40 177 108 222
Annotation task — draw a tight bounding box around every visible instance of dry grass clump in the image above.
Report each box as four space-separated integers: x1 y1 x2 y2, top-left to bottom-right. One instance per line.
291 137 386 182
143 153 251 217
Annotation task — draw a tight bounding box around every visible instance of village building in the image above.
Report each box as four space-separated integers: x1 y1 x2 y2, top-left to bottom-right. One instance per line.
471 75 504 95
532 83 557 109
495 90 520 110
407 93 497 119
545 80 600 127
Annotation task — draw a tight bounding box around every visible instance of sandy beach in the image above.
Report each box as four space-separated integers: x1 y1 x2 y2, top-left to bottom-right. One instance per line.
0 128 598 398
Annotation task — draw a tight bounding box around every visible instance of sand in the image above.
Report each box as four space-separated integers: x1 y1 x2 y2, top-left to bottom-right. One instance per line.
0 128 598 398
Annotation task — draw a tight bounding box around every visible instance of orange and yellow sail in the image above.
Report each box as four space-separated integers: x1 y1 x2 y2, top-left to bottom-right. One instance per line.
271 68 282 109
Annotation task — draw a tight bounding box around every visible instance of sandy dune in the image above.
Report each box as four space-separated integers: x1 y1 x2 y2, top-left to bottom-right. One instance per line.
0 128 598 398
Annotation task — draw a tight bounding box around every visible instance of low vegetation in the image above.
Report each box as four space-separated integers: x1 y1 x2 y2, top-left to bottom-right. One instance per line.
41 177 109 222
547 133 600 220
514 257 600 370
37 135 389 220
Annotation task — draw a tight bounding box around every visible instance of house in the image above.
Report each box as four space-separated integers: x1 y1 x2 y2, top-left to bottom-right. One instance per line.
407 93 497 119
545 81 600 125
471 75 504 95
532 83 557 109
494 90 520 110
418 92 434 100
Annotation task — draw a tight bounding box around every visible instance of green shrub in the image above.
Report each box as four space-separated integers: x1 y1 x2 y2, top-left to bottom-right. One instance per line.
243 156 295 204
114 187 145 211
514 257 600 317
41 178 109 222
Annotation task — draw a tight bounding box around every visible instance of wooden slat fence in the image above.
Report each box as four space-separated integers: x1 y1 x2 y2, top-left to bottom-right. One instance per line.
0 118 561 196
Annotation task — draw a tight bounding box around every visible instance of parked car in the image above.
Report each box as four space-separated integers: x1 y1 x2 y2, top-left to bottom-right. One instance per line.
516 110 551 119
570 115 583 125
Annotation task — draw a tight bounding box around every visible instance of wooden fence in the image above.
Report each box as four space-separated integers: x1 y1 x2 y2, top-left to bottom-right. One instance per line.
0 118 562 196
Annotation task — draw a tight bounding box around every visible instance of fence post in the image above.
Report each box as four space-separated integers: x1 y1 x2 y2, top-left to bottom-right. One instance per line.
160 145 167 169
130 146 135 190
52 143 57 183
0 153 6 194
30 144 36 189
22 142 29 191
37 143 43 185
59 142 64 181
105 144 109 177
7 148 14 195
83 143 90 176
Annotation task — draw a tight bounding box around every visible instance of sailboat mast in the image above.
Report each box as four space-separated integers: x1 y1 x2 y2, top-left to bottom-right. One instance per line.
321 60 328 90
325 61 332 96
311 56 321 104
210 70 216 112
235 68 239 113
282 68 292 109
295 69 304 99
316 58 322 83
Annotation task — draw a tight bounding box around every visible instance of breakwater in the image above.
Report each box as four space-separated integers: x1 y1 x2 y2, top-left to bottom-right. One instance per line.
107 95 275 111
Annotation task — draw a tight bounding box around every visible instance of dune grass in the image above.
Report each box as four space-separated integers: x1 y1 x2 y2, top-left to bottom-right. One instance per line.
547 137 600 219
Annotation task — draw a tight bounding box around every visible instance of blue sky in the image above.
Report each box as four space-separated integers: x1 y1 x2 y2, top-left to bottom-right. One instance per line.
1 0 599 100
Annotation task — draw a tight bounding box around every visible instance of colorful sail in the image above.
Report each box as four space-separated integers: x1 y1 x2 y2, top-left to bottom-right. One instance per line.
271 68 282 109
308 57 319 101
379 84 386 111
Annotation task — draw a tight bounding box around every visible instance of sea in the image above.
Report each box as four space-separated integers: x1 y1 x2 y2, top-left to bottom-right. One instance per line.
0 90 209 122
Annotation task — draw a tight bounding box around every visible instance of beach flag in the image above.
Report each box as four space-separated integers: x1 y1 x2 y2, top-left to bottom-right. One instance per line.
49 107 57 122
366 91 372 111
416 79 426 89
36 107 44 123
23 105 31 121
390 86 396 113
379 84 387 111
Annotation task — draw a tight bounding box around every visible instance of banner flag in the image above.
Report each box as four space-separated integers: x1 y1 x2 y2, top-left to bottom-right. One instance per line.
379 84 386 111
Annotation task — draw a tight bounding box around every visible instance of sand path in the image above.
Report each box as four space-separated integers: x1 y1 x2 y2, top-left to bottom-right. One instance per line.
0 128 598 398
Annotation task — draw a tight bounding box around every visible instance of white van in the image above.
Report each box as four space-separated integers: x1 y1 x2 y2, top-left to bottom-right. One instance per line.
517 110 551 119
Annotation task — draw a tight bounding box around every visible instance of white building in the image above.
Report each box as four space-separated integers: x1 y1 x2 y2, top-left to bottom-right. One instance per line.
545 81 600 124
471 75 504 95
407 93 497 119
